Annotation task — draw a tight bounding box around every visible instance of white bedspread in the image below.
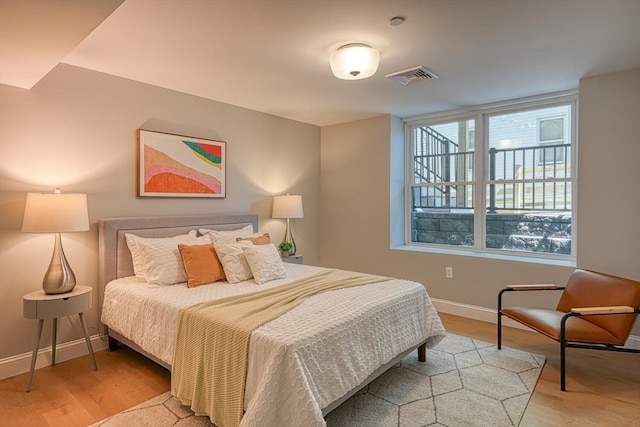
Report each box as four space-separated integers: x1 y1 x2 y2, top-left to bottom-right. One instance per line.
101 263 445 427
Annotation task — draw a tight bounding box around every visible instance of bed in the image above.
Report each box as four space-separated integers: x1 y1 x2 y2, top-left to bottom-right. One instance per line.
98 213 445 427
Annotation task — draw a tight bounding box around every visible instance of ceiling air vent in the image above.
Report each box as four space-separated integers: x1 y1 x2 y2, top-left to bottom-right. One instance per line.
385 65 438 86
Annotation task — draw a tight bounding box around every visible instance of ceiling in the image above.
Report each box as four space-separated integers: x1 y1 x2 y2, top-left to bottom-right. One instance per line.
2 0 639 127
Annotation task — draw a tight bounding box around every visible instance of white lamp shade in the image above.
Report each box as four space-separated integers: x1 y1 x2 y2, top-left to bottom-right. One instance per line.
330 44 379 80
22 192 90 233
272 194 304 219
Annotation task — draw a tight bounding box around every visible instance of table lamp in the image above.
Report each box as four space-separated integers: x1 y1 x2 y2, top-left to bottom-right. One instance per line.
272 194 304 256
22 189 90 294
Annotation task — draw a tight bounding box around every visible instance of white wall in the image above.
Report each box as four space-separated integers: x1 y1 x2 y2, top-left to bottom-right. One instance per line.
320 69 640 333
0 64 321 362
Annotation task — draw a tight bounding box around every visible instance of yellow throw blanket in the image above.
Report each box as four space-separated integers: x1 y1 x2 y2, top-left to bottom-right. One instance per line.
171 269 387 427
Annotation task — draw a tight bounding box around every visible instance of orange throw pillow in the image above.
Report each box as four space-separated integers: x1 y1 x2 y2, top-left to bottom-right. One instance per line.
236 233 271 245
178 243 226 287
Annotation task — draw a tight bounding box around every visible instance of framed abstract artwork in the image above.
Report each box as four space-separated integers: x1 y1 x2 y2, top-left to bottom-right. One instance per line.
137 129 226 198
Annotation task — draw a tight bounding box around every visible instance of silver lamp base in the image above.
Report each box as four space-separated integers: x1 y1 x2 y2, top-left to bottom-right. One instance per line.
43 233 77 294
284 218 297 256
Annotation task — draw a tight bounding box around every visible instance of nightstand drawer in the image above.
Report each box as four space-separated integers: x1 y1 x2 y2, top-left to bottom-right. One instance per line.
282 254 303 264
23 286 92 319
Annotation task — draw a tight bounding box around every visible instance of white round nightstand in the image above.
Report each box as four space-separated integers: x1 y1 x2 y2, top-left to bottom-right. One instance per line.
23 285 98 392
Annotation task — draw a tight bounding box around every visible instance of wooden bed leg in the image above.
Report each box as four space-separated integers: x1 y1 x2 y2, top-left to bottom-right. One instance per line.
108 336 119 351
418 342 426 362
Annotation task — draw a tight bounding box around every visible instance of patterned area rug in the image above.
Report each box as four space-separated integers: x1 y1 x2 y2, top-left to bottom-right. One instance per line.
92 334 544 427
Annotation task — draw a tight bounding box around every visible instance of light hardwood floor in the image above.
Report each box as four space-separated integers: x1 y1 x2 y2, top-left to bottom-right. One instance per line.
1 313 638 427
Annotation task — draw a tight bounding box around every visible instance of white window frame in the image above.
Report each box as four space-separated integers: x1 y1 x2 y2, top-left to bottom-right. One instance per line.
402 90 577 262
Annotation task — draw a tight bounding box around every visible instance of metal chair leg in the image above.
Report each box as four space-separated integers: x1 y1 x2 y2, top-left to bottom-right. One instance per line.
497 288 509 350
560 342 566 391
560 313 573 391
497 312 502 349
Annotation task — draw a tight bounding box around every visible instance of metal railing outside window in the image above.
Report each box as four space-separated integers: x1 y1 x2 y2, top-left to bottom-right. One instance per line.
412 132 571 213
487 143 571 213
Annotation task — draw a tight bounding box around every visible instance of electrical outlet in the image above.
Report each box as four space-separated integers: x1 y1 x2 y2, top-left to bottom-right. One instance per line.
445 267 453 279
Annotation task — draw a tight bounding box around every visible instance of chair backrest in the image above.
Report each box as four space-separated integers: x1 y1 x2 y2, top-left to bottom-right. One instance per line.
557 269 640 344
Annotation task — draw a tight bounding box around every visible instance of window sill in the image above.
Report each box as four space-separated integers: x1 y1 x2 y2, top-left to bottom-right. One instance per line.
391 244 576 267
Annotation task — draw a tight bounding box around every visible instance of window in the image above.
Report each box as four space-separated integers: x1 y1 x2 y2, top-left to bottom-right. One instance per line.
538 116 566 164
411 119 476 246
405 92 576 259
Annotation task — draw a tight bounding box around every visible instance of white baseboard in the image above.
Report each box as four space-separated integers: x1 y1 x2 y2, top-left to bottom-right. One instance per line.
0 335 109 381
1 300 638 381
431 298 640 350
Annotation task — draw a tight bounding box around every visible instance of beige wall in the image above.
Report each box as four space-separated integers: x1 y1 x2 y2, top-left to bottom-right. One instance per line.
0 64 321 360
577 68 640 279
320 69 639 333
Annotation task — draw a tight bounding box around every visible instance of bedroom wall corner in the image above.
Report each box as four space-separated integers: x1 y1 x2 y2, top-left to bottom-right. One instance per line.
318 80 640 327
0 64 321 371
320 115 569 311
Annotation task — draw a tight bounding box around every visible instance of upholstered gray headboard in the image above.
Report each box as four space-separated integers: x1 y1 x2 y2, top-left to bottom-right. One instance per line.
98 213 258 325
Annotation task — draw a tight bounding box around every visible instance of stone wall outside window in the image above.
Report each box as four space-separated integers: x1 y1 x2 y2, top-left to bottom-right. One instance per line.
412 212 571 254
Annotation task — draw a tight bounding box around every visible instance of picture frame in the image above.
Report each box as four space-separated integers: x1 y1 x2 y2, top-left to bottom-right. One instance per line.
137 129 226 198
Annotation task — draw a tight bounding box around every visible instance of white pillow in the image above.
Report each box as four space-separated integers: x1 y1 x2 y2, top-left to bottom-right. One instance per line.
214 242 254 284
199 225 256 245
137 234 210 286
243 243 287 285
125 231 198 282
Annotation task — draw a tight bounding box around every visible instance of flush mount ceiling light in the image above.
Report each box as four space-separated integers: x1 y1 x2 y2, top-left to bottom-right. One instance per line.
330 43 380 80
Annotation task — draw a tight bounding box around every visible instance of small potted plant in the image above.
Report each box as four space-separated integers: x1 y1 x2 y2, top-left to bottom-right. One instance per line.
278 241 293 257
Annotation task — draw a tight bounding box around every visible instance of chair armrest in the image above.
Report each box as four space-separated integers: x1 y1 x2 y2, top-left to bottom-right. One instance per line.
507 284 559 290
570 306 636 315
498 284 564 317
